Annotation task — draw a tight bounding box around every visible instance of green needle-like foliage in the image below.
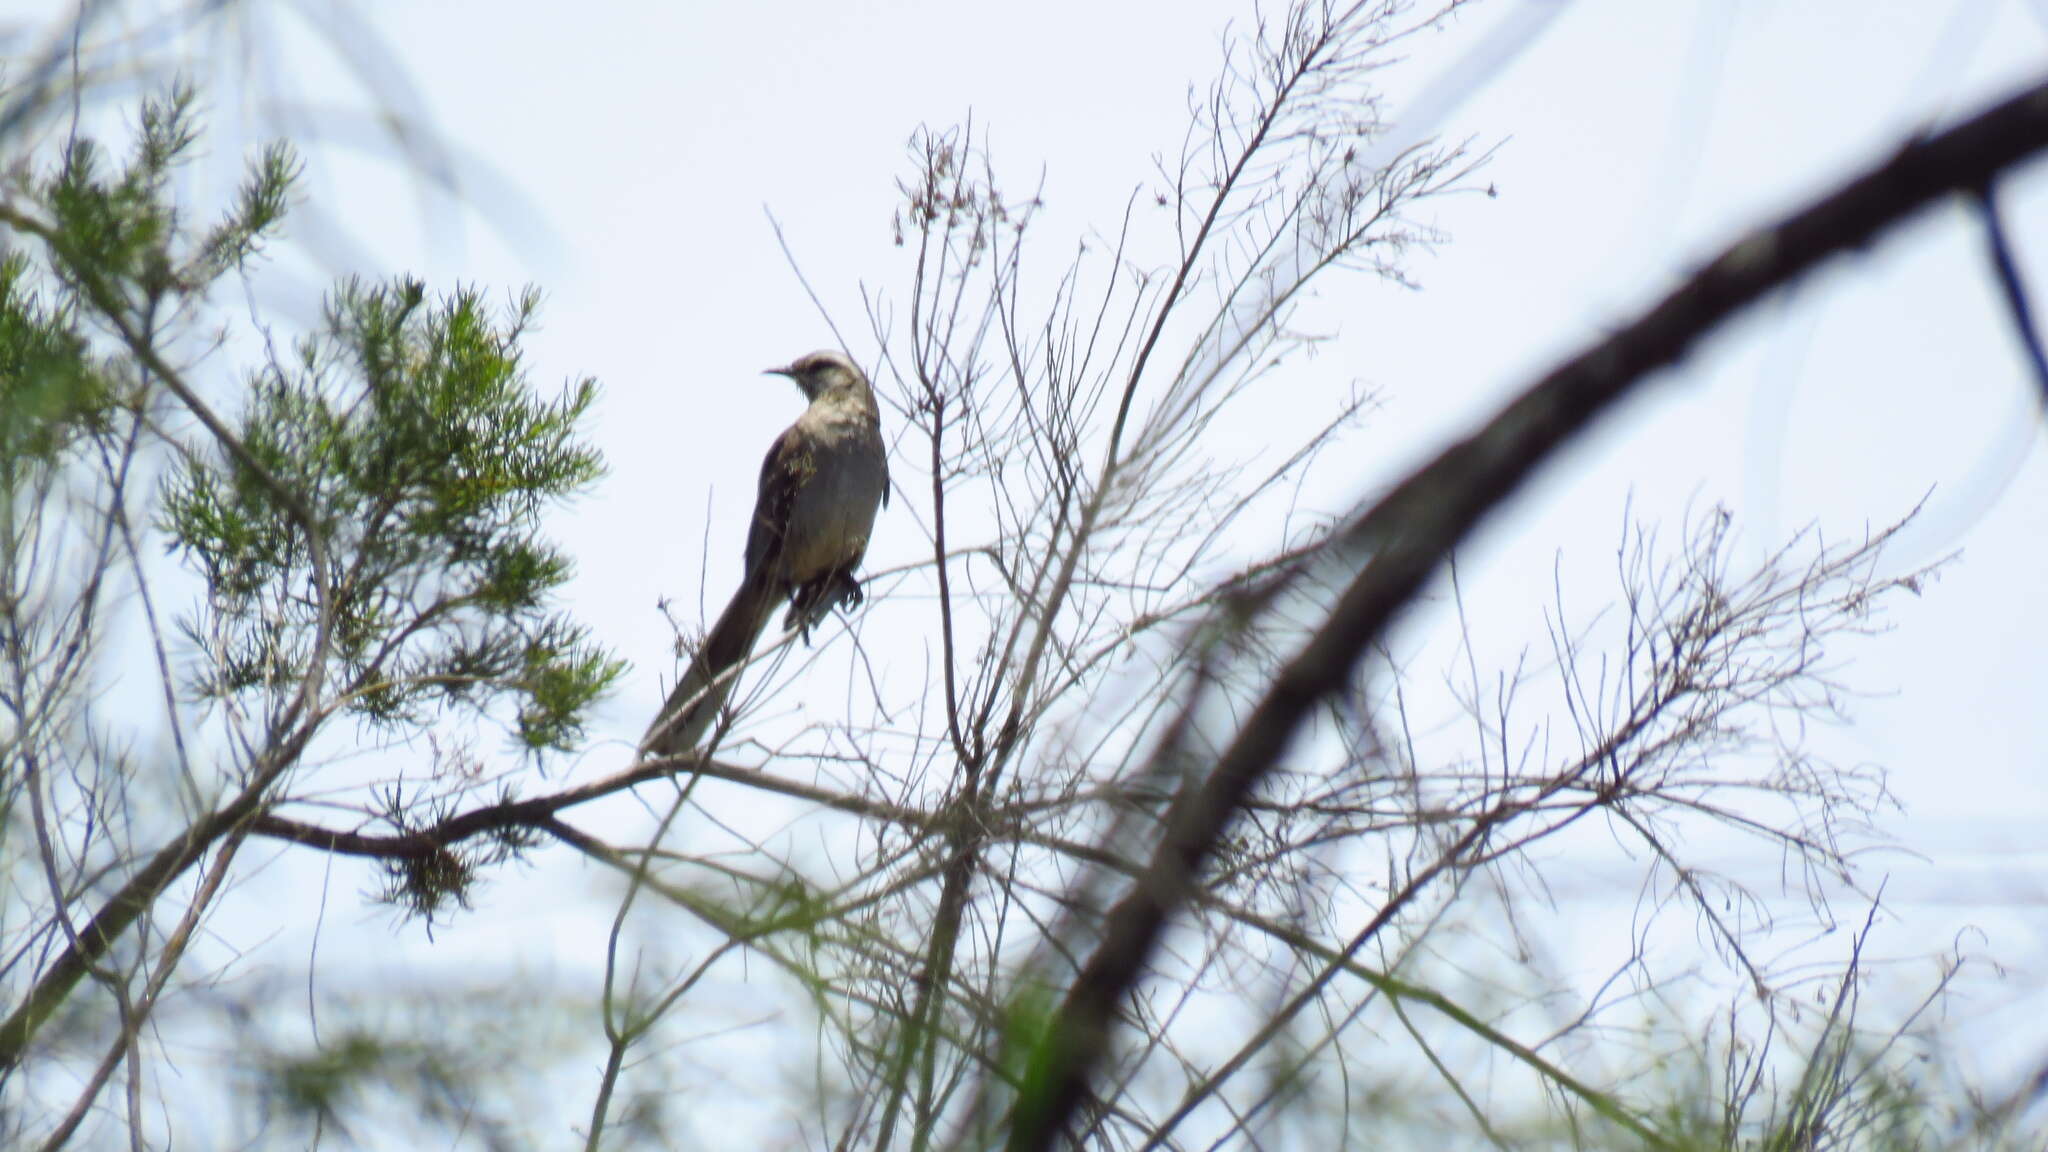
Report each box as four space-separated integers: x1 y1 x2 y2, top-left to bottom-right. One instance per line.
1 83 635 1080
0 253 101 474
162 277 621 751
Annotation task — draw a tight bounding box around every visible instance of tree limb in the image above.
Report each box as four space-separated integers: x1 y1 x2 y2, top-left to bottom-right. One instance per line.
1009 71 2048 1152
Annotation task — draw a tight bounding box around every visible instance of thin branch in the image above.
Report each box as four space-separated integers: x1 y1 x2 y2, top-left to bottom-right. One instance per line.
1973 182 2048 407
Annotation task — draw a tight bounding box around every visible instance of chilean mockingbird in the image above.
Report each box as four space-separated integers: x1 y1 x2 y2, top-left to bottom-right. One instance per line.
641 350 890 760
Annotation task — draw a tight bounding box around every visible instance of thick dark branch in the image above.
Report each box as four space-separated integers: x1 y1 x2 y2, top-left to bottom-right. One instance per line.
1009 73 2048 1152
0 746 910 1069
248 753 937 861
0 725 317 1071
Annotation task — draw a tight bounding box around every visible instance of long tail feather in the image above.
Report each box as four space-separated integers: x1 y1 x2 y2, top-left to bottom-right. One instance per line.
640 573 779 760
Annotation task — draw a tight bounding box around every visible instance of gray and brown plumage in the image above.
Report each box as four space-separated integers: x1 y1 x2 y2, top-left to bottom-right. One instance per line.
641 350 889 760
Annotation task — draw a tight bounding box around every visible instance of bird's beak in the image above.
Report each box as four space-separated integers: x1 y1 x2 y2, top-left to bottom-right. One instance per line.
765 363 816 399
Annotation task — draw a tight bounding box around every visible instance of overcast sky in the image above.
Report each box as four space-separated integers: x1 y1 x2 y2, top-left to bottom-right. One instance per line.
238 0 2048 1118
239 0 2048 822
16 0 2048 1141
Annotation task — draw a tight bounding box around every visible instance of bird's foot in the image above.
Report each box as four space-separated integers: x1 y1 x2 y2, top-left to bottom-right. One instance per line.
829 572 865 613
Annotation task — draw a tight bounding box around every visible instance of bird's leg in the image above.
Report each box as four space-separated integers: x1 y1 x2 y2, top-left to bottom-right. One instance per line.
784 579 832 645
781 569 868 645
783 588 819 646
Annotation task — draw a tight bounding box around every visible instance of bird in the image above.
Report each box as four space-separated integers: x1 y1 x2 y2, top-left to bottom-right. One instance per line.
641 350 890 761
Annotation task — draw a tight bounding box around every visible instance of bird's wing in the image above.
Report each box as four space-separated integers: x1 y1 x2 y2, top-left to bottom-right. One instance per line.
744 421 810 582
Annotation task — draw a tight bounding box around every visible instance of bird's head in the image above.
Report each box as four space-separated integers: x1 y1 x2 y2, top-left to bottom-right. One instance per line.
767 349 866 401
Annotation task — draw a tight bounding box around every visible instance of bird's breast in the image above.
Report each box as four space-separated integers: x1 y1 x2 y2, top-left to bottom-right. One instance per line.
777 421 887 584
